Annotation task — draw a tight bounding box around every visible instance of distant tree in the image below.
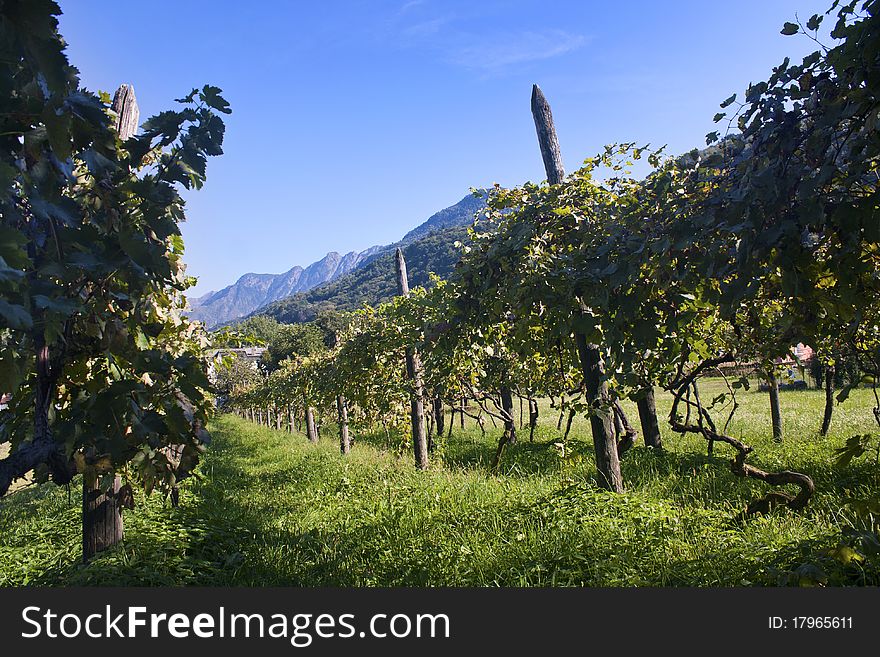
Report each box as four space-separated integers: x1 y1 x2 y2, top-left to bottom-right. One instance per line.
226 315 281 345
263 323 325 371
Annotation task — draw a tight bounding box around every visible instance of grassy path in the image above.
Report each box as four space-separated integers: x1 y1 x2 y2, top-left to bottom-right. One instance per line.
1 385 879 586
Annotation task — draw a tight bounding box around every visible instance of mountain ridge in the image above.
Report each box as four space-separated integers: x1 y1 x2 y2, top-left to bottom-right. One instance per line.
187 191 487 328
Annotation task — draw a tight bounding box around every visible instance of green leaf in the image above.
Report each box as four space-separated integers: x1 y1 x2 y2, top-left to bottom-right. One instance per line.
719 94 737 108
0 349 24 391
780 22 799 35
0 300 33 330
200 85 232 114
81 148 117 177
827 544 863 565
33 294 80 317
0 223 30 267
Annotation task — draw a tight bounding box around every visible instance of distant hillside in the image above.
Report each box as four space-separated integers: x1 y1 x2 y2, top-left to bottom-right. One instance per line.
398 192 487 244
195 190 488 328
186 248 382 328
254 223 470 324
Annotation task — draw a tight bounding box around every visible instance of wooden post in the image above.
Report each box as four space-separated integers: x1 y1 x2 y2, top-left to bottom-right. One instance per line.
821 364 834 436
338 394 351 454
433 398 445 438
395 248 429 470
637 386 663 449
81 83 141 563
532 84 623 492
305 403 318 444
501 386 517 445
768 370 783 442
82 477 124 562
531 85 564 185
528 398 539 442
111 84 139 141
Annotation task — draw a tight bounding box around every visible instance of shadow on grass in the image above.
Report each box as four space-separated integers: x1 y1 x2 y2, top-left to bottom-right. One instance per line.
8 415 877 587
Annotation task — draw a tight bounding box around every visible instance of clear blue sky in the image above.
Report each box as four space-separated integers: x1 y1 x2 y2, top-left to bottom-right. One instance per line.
58 0 831 296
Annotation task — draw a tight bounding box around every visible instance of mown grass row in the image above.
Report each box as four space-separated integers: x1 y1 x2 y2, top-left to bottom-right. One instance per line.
1 383 878 586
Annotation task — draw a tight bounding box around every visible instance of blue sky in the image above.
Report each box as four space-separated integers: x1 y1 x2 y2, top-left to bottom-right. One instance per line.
58 0 832 296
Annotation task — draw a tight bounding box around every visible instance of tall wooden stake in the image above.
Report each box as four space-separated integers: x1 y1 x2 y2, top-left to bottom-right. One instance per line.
338 394 351 454
767 370 783 442
82 84 141 562
531 84 623 492
111 84 139 141
396 248 429 470
637 386 663 449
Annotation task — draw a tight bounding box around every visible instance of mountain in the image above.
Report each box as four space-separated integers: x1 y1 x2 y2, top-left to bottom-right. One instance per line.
188 190 488 328
187 249 381 328
399 191 487 244
252 191 488 324
254 223 471 324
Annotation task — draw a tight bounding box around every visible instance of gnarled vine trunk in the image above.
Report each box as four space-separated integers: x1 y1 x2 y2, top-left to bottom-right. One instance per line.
670 356 814 515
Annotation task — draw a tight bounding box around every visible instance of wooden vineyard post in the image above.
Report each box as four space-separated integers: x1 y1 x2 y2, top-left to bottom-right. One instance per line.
528 398 539 442
768 370 783 442
531 84 623 492
637 386 663 449
433 398 445 439
305 401 319 444
338 395 351 454
821 363 835 436
82 84 140 562
82 476 127 563
111 84 139 142
395 248 430 470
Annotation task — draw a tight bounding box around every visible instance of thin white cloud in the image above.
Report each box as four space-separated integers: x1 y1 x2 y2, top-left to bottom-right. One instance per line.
401 16 453 37
398 0 426 14
449 30 587 72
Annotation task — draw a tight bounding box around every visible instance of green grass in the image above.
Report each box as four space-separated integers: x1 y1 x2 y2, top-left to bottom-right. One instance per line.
1 381 879 586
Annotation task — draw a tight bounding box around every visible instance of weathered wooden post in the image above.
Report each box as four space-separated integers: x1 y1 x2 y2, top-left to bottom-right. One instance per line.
500 385 517 445
82 84 140 563
767 369 783 442
637 386 663 449
82 475 129 563
821 363 835 436
305 399 318 444
432 398 445 438
528 398 539 442
531 84 623 492
111 84 139 142
337 394 351 454
395 248 429 470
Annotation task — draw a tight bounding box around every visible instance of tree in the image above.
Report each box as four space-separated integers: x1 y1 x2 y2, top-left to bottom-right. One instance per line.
262 322 325 372
0 1 229 558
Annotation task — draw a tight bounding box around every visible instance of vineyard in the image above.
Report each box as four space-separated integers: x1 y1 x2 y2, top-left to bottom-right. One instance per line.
1 0 880 587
